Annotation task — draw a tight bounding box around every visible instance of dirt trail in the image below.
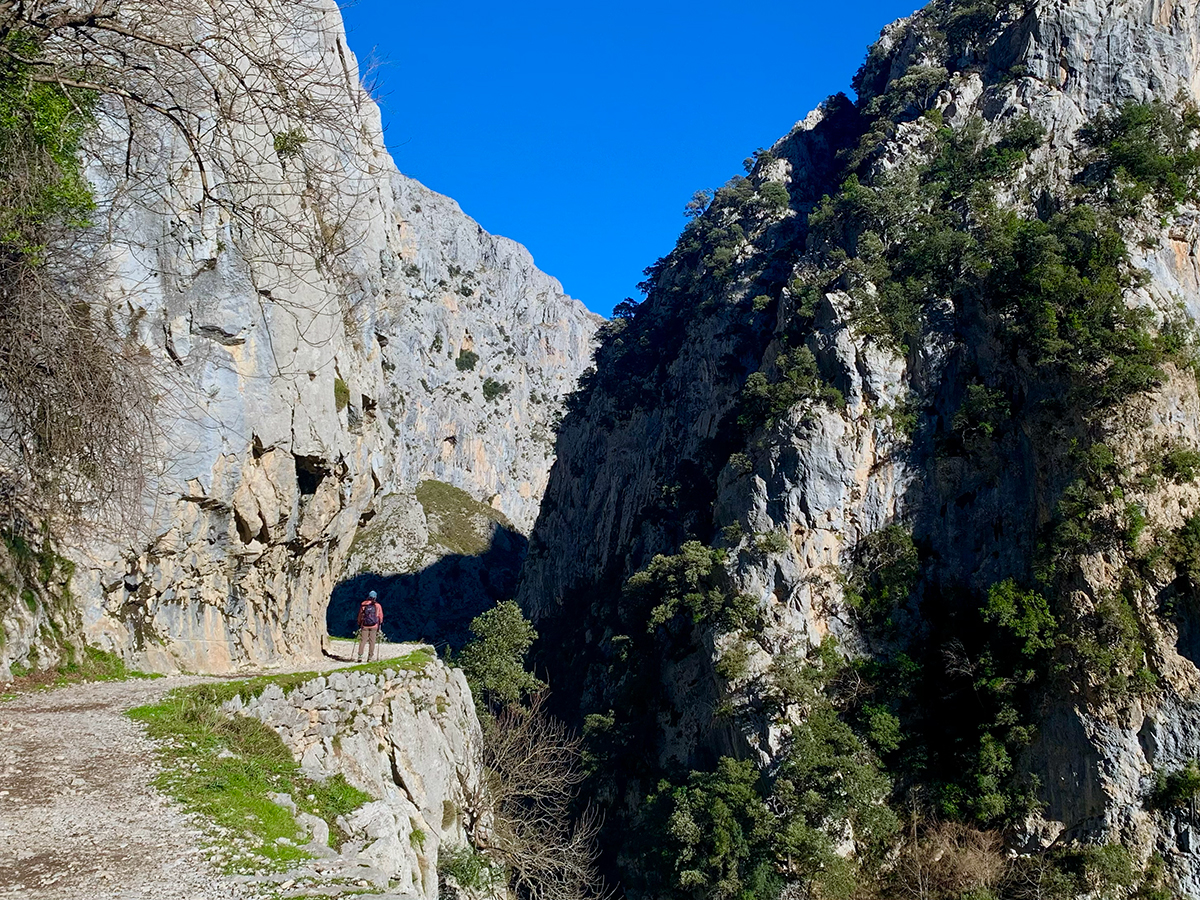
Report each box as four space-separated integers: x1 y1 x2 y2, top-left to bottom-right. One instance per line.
0 639 416 900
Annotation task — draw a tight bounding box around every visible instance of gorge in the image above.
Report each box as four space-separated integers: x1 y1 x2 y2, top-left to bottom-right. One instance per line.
6 1 1200 899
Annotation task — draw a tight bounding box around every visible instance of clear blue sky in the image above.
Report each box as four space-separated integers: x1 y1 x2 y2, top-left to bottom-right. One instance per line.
339 1 920 316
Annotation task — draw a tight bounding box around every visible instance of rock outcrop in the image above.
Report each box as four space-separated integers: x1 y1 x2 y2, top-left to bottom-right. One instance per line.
518 0 1200 894
330 482 528 649
226 651 482 898
0 0 598 677
0 540 78 678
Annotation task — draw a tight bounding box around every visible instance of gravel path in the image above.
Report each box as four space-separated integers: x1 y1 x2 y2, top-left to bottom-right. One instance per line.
0 639 417 900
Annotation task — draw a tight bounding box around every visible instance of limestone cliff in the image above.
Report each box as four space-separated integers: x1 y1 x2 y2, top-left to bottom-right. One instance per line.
519 0 1200 895
0 0 598 676
226 655 482 899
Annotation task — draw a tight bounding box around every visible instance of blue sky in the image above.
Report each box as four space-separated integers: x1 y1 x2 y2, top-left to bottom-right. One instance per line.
339 1 920 316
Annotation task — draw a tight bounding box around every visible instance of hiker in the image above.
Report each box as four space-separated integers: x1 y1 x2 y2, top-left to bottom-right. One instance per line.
357 590 383 662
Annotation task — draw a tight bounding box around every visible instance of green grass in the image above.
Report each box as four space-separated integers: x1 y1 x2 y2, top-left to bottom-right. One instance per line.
414 480 512 556
334 377 350 412
58 645 158 683
126 648 434 872
195 647 435 707
3 645 159 697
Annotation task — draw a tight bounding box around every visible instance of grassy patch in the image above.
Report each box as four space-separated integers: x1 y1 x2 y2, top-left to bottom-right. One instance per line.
129 694 359 870
127 649 432 871
2 645 158 696
414 480 512 556
180 647 435 709
125 657 435 874
333 376 350 412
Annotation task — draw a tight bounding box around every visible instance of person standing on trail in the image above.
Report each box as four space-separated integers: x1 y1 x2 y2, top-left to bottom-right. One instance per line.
357 590 383 662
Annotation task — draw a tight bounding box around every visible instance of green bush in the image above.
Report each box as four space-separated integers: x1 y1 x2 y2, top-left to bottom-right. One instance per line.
627 541 755 632
952 383 1010 439
1164 447 1200 483
0 34 96 254
482 377 510 402
728 452 753 475
885 395 919 437
721 521 746 544
333 377 350 412
844 525 919 622
738 346 844 431
867 65 949 119
758 181 790 212
714 641 751 681
1080 100 1200 210
1164 514 1200 589
456 349 479 371
639 758 781 900
983 580 1057 657
775 704 898 878
1150 759 1200 809
754 529 790 555
1125 503 1148 552
456 600 546 711
438 845 501 892
859 704 902 754
941 0 999 50
1069 592 1156 697
272 128 307 160
765 638 842 712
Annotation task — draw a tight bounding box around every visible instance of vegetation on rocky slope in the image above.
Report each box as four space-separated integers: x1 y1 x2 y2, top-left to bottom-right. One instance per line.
126 653 434 873
454 602 606 900
532 1 1200 898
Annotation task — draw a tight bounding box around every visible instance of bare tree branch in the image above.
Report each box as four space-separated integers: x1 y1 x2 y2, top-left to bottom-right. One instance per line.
463 696 610 900
0 0 374 531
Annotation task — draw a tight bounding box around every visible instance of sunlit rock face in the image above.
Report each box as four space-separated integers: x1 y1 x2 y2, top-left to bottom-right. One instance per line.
518 0 1200 892
226 652 483 898
17 0 598 676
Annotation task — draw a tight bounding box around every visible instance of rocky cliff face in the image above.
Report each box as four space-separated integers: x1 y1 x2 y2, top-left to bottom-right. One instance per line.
1 0 598 677
227 654 482 899
519 0 1200 895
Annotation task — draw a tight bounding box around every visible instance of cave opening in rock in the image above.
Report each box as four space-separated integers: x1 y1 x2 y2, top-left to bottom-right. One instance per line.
295 454 330 497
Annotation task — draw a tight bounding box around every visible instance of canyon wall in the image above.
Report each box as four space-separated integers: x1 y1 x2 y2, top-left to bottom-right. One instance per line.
0 0 598 677
518 0 1200 893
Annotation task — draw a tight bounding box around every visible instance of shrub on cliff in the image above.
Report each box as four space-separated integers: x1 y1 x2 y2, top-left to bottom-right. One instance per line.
456 348 480 371
737 346 844 432
1080 99 1200 211
626 541 755 632
844 525 919 623
456 606 607 900
638 758 781 900
0 1 373 528
457 600 545 711
1150 759 1200 810
636 639 896 900
483 377 510 402
0 32 158 526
